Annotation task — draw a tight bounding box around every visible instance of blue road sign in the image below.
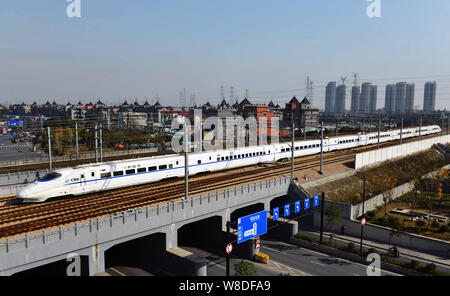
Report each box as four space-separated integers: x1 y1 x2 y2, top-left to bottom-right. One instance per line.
8 120 23 127
11 132 16 138
314 195 320 207
304 198 310 210
295 201 300 213
273 207 279 221
237 210 268 244
284 204 290 217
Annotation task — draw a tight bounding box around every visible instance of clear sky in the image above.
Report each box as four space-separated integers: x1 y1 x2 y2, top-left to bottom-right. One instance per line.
1 0 450 110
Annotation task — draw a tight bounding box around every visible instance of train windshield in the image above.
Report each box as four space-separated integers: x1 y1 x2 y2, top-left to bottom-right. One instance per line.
38 172 62 182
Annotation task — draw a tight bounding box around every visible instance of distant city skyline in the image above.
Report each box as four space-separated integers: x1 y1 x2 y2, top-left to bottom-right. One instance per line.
1 1 450 111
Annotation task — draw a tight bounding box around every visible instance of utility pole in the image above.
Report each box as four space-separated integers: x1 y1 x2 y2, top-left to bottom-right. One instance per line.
48 127 52 171
319 122 324 175
184 120 189 201
400 116 403 145
100 124 103 162
291 117 295 181
75 122 79 160
377 117 381 150
419 116 422 141
319 192 325 243
226 221 231 276
359 172 366 257
441 115 444 136
94 123 98 163
303 116 307 141
335 119 338 137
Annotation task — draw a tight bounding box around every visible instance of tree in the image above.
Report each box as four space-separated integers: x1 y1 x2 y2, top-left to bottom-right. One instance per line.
234 260 257 276
325 204 343 231
382 176 397 222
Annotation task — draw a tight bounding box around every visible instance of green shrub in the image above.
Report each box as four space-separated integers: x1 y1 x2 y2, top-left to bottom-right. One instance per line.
234 260 257 276
366 248 378 255
439 224 448 233
415 220 426 227
406 260 420 270
431 220 440 228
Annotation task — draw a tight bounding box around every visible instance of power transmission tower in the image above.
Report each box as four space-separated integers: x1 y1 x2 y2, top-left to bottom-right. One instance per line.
230 86 235 102
352 73 359 86
220 86 225 99
189 93 196 108
305 76 314 104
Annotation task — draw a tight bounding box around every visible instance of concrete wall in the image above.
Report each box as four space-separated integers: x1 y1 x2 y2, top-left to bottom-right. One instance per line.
355 135 450 169
312 215 450 258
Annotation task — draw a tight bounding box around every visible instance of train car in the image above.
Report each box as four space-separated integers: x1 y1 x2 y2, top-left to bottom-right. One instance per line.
17 125 442 202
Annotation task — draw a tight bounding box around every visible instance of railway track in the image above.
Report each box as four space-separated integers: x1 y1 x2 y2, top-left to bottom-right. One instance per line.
0 133 442 239
0 153 353 238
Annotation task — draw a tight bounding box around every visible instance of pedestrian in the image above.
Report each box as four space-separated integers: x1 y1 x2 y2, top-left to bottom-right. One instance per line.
341 224 346 235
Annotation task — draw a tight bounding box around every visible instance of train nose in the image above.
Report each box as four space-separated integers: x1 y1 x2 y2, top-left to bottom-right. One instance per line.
17 185 42 202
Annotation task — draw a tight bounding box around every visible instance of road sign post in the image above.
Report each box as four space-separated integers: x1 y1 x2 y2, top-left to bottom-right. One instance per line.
273 207 279 221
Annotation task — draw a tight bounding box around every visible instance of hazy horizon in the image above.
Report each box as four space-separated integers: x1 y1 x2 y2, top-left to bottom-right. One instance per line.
1 0 450 111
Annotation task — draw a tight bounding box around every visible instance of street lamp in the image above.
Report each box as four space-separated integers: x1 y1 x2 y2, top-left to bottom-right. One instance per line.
356 171 366 257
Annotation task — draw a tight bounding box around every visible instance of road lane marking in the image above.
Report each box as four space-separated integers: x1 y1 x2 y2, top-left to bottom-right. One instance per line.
110 267 126 276
353 273 361 276
311 260 327 267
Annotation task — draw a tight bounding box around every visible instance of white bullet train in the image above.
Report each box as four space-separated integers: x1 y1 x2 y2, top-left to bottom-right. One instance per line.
17 125 441 202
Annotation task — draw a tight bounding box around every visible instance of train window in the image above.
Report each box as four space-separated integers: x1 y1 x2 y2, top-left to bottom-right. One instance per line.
221 157 224 161
81 174 85 179
148 166 157 171
198 160 201 164
101 172 111 178
159 165 167 170
113 171 123 176
268 150 271 153
246 153 249 157
281 148 285 152
209 156 212 160
126 169 135 175
217 157 220 161
91 172 95 177
169 164 173 168
38 172 62 181
226 156 229 160
137 168 146 173
176 161 179 165
234 155 237 159
308 145 312 148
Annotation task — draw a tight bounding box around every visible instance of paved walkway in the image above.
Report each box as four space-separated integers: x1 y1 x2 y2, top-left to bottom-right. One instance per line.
300 226 450 272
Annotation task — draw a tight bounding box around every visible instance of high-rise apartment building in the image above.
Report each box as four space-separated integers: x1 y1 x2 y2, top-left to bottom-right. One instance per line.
423 81 437 112
384 84 396 114
325 82 336 113
394 82 407 114
369 85 377 113
351 86 360 113
405 83 415 113
335 84 346 114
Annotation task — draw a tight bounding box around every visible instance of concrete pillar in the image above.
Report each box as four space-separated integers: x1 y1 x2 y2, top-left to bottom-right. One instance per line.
89 245 105 276
268 217 298 242
166 247 207 276
165 223 178 250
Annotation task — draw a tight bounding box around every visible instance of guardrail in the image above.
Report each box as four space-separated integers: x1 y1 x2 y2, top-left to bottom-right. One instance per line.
0 176 290 263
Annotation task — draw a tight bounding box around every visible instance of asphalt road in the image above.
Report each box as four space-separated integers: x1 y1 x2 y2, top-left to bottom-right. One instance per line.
183 239 400 276
0 135 41 161
259 239 400 276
